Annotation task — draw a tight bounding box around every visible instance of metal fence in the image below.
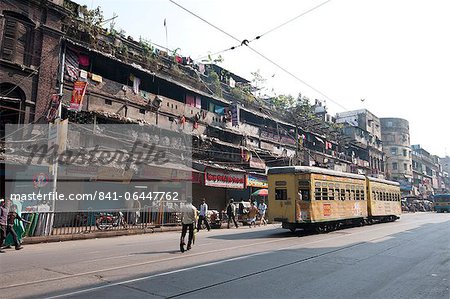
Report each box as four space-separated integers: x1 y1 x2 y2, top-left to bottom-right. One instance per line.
21 208 181 237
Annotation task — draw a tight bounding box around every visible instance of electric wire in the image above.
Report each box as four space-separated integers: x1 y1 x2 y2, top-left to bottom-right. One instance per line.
168 0 347 111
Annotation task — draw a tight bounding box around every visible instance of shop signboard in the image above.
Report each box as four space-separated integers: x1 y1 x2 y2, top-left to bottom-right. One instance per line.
204 168 245 189
246 174 268 188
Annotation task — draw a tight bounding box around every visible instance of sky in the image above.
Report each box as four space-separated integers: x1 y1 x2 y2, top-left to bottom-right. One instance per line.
75 0 449 157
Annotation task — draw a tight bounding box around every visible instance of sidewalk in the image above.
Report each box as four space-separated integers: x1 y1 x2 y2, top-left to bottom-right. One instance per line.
22 225 182 245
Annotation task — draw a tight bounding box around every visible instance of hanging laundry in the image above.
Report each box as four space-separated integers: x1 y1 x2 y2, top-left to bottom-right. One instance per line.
175 56 183 64
195 96 201 108
130 74 141 94
78 54 90 67
198 63 205 74
186 94 195 107
229 77 236 88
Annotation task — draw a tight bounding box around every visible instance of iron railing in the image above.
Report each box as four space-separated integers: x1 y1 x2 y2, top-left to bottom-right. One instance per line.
21 208 181 237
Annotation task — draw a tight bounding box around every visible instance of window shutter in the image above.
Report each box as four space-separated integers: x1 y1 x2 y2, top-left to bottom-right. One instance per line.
1 18 17 61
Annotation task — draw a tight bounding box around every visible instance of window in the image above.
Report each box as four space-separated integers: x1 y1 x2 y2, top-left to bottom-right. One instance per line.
139 108 146 114
275 189 287 200
403 149 407 156
404 163 407 171
356 189 360 201
315 188 321 200
1 12 34 66
105 99 112 105
390 147 398 155
392 162 398 170
340 189 345 201
322 188 328 201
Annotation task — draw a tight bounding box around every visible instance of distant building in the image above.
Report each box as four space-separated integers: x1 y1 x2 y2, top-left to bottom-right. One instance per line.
336 109 383 176
380 118 413 195
411 145 442 199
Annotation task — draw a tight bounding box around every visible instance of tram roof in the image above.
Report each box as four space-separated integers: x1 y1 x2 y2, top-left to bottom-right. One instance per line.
267 166 365 180
366 176 400 186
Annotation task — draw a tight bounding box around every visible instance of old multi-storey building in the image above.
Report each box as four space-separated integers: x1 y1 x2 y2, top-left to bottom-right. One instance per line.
0 0 67 127
335 109 384 176
411 145 444 198
380 118 413 195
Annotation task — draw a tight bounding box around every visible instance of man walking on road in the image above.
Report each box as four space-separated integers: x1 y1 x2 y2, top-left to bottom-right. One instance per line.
180 197 197 252
226 199 238 229
197 198 211 232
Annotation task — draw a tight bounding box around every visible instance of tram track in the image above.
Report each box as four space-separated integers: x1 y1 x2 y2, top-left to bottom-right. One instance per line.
37 218 437 299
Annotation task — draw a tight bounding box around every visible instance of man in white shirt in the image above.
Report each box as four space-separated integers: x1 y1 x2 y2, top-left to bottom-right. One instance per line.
197 198 211 232
258 200 267 226
180 197 197 252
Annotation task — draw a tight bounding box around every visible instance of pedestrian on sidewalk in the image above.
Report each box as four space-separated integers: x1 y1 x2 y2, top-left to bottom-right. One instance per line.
226 199 238 229
180 197 197 252
0 198 11 253
258 200 267 226
5 202 30 250
197 198 211 232
247 202 259 228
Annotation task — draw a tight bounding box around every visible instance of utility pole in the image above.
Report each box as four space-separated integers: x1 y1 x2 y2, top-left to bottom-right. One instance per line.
48 40 66 235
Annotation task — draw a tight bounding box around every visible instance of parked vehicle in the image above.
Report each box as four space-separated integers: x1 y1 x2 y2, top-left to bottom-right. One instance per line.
96 212 127 230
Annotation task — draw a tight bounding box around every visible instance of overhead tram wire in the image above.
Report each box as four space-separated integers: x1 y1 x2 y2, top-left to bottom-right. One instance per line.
193 0 332 62
168 0 347 111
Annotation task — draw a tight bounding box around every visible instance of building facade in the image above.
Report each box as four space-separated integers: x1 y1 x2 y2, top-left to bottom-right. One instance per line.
380 118 413 195
336 109 384 176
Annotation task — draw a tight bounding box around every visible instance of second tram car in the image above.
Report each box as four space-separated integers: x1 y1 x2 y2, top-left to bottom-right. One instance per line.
268 166 401 232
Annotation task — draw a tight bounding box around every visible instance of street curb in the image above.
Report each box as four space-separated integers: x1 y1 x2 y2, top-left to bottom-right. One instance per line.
22 226 182 245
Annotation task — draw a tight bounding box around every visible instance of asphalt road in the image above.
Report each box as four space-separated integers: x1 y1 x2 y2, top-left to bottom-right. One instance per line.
0 213 448 299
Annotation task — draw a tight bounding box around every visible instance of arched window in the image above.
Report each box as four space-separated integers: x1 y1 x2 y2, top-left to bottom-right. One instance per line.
1 11 35 66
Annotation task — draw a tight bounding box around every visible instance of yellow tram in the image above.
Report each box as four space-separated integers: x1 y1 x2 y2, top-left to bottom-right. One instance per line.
267 166 401 232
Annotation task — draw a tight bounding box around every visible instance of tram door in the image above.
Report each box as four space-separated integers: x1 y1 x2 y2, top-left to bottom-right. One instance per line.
297 179 310 221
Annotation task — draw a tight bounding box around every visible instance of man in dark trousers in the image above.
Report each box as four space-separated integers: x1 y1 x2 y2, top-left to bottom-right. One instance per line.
0 198 11 252
180 197 197 252
226 199 239 229
197 198 211 232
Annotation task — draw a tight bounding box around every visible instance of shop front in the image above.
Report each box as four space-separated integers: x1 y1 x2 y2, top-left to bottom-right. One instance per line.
192 165 246 211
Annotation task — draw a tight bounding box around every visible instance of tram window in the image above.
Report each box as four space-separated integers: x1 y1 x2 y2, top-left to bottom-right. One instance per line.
345 190 350 200
322 188 328 200
328 189 335 200
356 190 360 200
275 188 288 200
350 190 355 201
334 189 339 200
315 188 321 200
340 189 345 201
